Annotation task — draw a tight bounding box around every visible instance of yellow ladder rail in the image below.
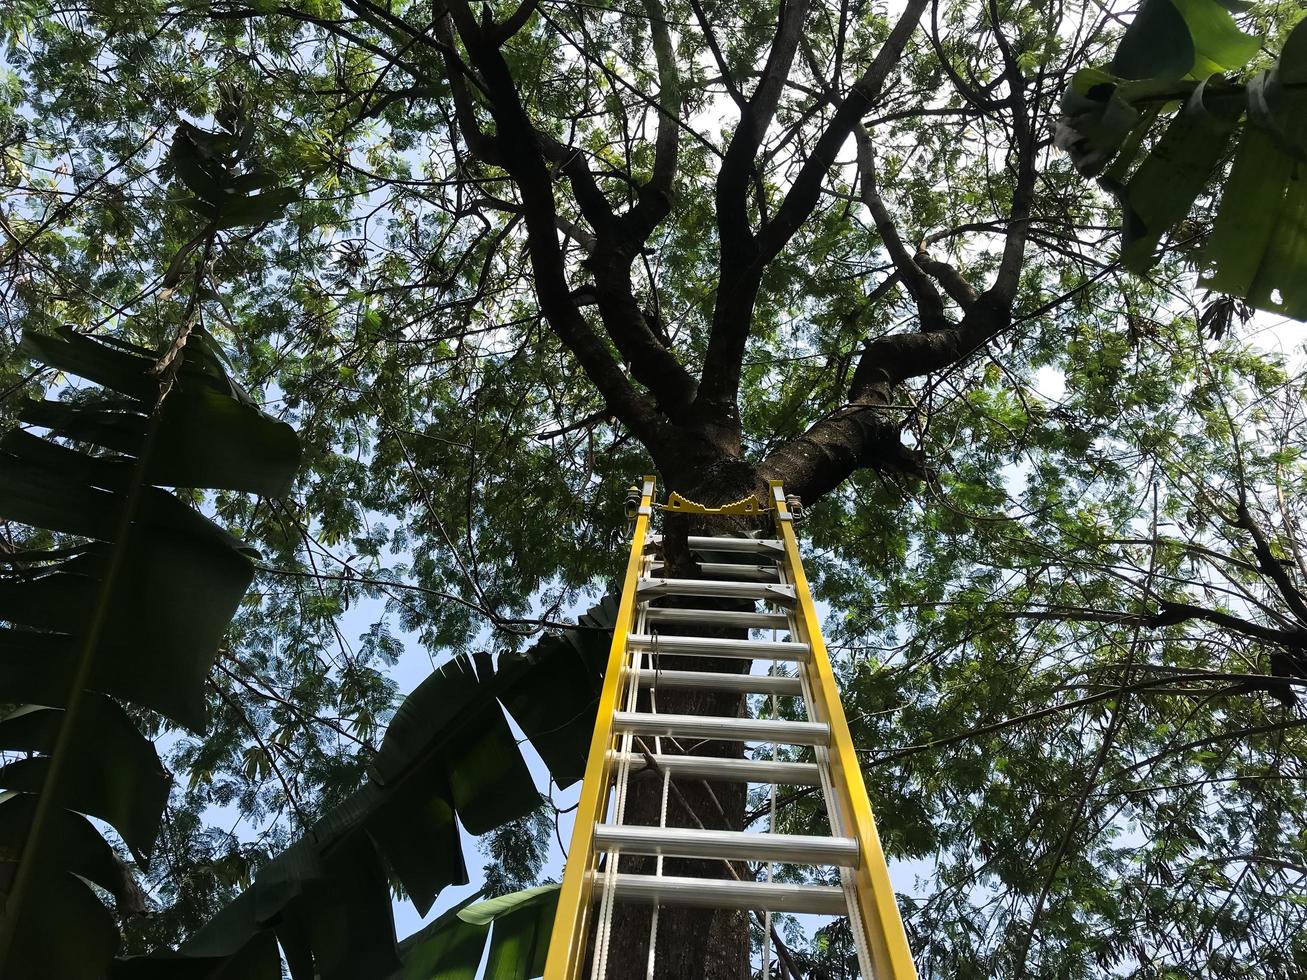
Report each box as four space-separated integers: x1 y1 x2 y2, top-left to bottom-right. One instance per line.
544 475 655 979
769 481 917 979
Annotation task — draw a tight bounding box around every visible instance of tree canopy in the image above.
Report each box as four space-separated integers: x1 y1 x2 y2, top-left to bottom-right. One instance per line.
2 0 1307 976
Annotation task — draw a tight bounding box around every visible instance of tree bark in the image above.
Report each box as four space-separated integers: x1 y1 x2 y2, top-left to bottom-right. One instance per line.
596 469 771 980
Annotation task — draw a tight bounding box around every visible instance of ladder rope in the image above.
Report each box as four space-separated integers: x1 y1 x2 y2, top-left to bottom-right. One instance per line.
645 633 669 980
761 670 778 980
592 598 649 980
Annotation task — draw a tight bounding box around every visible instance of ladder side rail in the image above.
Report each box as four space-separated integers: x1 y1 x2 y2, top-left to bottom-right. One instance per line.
544 475 656 980
769 482 919 980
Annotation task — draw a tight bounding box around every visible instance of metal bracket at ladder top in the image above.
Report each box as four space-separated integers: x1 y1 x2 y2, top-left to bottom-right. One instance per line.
657 490 770 516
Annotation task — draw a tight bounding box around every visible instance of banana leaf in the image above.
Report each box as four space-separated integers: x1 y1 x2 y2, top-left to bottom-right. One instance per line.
0 326 300 979
131 595 617 980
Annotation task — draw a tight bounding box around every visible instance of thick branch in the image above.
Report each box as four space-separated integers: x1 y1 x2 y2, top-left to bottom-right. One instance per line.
492 0 539 43
619 0 682 243
853 124 946 328
715 0 812 262
442 0 668 445
1150 599 1302 646
1019 602 1304 649
915 249 980 308
848 290 1011 395
989 23 1037 304
697 0 929 422
1236 501 1307 625
433 9 506 166
523 9 695 413
758 0 929 265
759 401 926 503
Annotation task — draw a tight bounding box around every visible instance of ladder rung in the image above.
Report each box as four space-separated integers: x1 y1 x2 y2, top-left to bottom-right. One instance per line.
648 534 785 555
638 578 796 604
631 668 802 696
613 712 829 746
650 561 780 582
629 633 809 661
612 753 821 785
594 826 858 866
643 607 791 631
599 874 847 915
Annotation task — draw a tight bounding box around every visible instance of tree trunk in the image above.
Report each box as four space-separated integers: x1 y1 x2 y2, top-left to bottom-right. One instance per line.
598 462 767 980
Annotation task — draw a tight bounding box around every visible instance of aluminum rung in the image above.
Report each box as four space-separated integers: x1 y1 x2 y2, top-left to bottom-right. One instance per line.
628 633 809 661
642 607 791 631
611 753 822 785
650 560 779 582
648 534 784 555
637 577 796 605
599 873 847 915
631 668 802 696
613 711 829 746
594 826 858 866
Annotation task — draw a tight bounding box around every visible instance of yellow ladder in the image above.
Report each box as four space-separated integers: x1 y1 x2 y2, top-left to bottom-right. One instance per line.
543 477 917 979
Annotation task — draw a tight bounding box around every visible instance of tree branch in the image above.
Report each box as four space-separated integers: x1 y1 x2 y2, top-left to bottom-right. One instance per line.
440 0 670 446
1236 501 1307 625
715 0 813 262
492 0 540 43
620 0 681 242
915 249 980 308
853 124 947 329
696 0 929 423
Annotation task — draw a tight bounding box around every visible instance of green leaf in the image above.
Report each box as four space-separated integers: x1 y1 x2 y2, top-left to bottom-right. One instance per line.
393 895 490 980
19 327 158 402
212 187 298 230
0 430 257 556
1112 0 1194 80
1172 0 1260 76
0 627 205 732
0 697 169 859
1198 124 1294 294
0 868 119 980
19 390 299 497
1117 87 1241 271
110 933 282 980
1200 19 1307 314
0 538 254 692
15 329 299 496
364 778 467 917
151 386 301 495
280 835 399 980
0 793 132 903
496 595 616 787
458 883 559 926
186 836 400 980
170 127 227 203
374 654 539 835
176 617 611 970
463 885 559 980
0 327 300 978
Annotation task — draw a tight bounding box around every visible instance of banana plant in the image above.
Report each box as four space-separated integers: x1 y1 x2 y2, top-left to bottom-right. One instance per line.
392 885 561 980
0 87 304 976
0 326 301 978
112 594 617 979
1058 1 1307 318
